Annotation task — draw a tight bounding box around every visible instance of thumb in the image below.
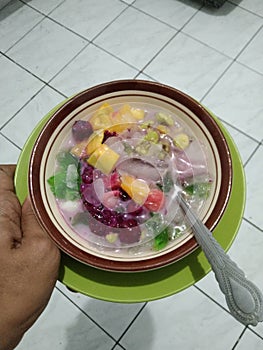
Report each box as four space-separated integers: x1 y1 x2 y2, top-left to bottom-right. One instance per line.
21 197 49 239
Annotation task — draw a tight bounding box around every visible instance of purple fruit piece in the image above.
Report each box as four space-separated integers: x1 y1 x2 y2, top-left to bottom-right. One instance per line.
72 120 93 142
89 216 108 236
81 164 94 184
119 225 141 244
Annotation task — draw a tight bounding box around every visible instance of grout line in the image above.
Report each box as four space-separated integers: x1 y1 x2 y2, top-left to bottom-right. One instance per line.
133 70 158 81
38 0 131 45
194 284 236 318
4 0 262 102
42 7 141 77
47 3 132 85
92 41 140 72
111 341 127 350
234 23 263 61
231 326 247 350
0 0 13 12
218 117 262 144
90 3 131 42
20 0 66 16
4 16 45 54
243 143 262 168
47 42 91 85
119 0 136 4
137 31 180 75
0 84 46 131
136 4 205 77
0 51 70 100
55 286 119 343
45 83 68 99
195 283 262 346
243 218 263 233
199 59 235 102
37 17 89 43
0 80 66 132
199 21 263 102
0 51 47 83
5 0 67 55
237 60 263 78
248 327 263 341
114 302 148 345
180 30 234 60
130 4 195 32
228 0 263 19
0 132 22 150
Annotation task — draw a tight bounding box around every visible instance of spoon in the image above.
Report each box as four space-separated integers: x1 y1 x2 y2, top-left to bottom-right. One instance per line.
176 191 263 326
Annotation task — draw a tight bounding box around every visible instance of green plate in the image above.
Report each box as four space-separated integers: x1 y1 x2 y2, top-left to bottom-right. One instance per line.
15 102 245 303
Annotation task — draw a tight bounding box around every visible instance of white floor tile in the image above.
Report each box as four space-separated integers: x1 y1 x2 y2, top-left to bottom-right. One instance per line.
0 134 20 163
235 329 263 350
144 32 231 100
238 26 263 76
120 286 243 350
113 346 125 350
0 54 43 128
50 0 127 40
195 271 227 308
244 146 263 229
133 0 201 29
196 220 263 312
57 282 144 339
0 0 43 52
220 121 259 165
0 0 11 10
16 289 115 350
22 0 65 15
1 86 64 148
135 72 157 81
183 2 263 58
232 0 263 17
7 17 87 81
50 43 138 96
94 6 176 70
202 62 263 142
251 321 263 338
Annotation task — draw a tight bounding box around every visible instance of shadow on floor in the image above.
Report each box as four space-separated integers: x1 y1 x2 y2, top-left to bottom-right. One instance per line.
62 299 155 350
176 0 243 15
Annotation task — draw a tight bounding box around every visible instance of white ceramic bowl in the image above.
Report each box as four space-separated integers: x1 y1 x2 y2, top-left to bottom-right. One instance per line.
29 80 232 272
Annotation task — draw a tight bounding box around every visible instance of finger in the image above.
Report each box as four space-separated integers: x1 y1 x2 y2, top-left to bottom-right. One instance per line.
0 165 22 246
21 197 51 240
0 165 16 193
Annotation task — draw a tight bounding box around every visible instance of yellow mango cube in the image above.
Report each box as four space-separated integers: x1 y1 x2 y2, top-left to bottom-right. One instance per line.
70 140 88 157
109 105 138 133
87 144 119 175
98 102 114 114
88 103 113 130
89 113 112 130
86 130 104 155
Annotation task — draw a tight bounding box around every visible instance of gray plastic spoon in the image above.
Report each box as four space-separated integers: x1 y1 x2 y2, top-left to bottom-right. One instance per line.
177 191 263 326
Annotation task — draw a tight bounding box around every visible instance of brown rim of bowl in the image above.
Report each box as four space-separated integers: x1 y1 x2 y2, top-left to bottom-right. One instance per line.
29 80 232 272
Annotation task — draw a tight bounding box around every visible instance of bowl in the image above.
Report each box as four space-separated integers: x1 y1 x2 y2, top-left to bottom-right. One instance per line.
29 80 232 272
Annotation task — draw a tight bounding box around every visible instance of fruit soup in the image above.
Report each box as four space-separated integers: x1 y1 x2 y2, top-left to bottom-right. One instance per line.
47 102 212 255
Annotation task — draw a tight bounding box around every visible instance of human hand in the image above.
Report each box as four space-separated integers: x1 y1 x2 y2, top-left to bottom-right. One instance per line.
0 165 61 350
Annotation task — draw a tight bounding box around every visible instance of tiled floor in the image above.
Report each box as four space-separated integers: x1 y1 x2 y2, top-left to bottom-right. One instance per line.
1 0 263 349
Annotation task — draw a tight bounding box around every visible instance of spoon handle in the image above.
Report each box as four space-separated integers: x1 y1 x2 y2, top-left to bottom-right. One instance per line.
177 192 263 326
